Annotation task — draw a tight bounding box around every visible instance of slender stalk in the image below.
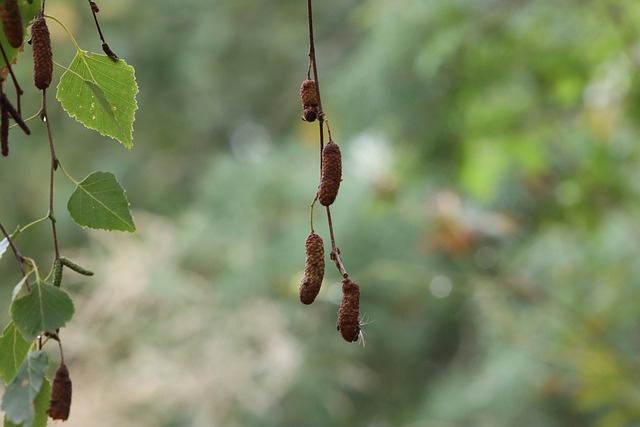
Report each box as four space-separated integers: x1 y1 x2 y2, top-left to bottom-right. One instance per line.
0 42 24 114
0 220 28 280
41 90 60 260
307 0 348 278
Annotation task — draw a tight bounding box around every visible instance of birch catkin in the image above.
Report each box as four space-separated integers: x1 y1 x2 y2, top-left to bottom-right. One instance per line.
299 232 325 304
300 79 319 122
31 14 53 90
48 363 72 421
0 0 23 48
318 140 342 206
337 278 360 342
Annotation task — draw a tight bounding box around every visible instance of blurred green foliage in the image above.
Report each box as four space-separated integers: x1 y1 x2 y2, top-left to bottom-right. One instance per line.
1 0 640 426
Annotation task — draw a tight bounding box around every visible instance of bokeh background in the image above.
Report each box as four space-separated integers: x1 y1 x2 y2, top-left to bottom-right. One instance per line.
2 0 640 426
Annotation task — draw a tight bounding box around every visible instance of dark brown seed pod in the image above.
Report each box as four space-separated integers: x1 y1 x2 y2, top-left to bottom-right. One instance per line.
318 140 342 206
101 42 118 60
48 363 72 421
300 79 319 122
337 278 360 342
299 232 325 304
1 0 23 48
1 99 8 157
31 14 53 90
90 1 100 13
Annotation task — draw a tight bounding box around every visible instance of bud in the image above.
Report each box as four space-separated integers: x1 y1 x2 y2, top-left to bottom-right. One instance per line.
299 232 325 304
31 14 53 90
48 363 72 421
337 278 360 342
1 0 23 48
300 79 319 122
318 140 342 206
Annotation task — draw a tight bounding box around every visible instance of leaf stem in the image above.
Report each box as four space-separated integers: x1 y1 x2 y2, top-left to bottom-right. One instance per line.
0 41 23 114
44 14 82 53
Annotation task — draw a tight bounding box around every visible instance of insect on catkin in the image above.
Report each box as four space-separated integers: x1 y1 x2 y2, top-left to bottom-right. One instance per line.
299 232 325 304
1 101 8 157
337 278 360 342
31 14 53 90
318 140 342 206
1 0 23 48
48 363 72 421
300 79 319 122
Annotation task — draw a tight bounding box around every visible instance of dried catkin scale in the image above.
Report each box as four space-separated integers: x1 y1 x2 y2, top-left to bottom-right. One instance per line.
337 278 360 342
0 0 23 48
48 363 72 421
299 232 325 304
31 14 53 90
300 79 319 122
1 101 8 157
318 140 342 206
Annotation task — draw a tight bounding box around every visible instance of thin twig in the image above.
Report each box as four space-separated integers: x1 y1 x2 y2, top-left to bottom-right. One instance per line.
0 220 30 289
0 42 24 114
307 0 348 278
41 90 60 259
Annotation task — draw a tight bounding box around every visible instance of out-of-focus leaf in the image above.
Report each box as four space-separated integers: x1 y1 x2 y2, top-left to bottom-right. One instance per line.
10 282 75 341
0 351 48 427
0 322 30 384
67 171 135 232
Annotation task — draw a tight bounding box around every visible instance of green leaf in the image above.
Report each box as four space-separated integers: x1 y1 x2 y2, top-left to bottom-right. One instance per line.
67 171 136 232
10 282 75 342
0 323 30 384
3 380 50 427
0 351 48 427
56 51 138 148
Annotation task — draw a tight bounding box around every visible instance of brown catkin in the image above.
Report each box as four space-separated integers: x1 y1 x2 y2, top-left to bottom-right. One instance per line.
90 1 100 13
1 0 23 48
299 232 325 304
1 100 8 157
300 79 319 122
318 140 342 206
31 14 52 90
337 278 360 342
48 363 72 421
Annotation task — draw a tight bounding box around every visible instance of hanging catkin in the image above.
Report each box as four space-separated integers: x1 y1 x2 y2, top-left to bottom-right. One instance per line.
337 278 360 342
48 363 72 421
299 232 325 304
31 14 53 90
300 79 319 122
0 0 23 48
318 140 342 206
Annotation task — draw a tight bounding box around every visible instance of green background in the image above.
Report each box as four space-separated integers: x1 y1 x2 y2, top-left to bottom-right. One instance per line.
1 0 640 426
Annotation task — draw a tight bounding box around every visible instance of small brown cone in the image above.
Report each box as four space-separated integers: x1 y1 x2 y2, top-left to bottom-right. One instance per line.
337 278 360 342
300 79 319 122
1 0 23 48
299 232 325 304
318 140 342 206
31 14 52 90
48 363 72 421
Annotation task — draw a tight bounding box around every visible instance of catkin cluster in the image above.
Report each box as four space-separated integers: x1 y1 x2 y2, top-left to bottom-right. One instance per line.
297 74 363 343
